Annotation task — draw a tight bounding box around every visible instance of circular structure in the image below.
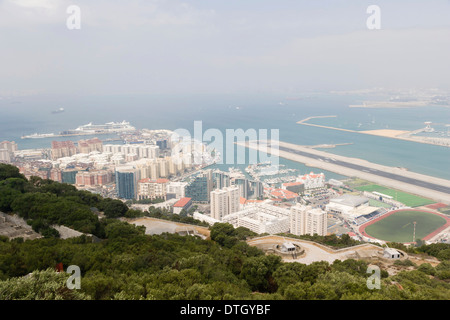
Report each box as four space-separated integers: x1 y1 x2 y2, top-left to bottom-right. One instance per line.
359 209 450 243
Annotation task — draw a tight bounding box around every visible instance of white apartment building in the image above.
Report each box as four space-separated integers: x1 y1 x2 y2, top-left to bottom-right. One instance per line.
103 144 160 160
137 178 169 200
296 172 325 190
290 204 327 236
210 186 240 220
222 203 291 235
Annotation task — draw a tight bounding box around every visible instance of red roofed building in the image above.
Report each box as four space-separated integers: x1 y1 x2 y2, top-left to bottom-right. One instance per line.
173 197 193 214
270 188 299 202
137 178 169 200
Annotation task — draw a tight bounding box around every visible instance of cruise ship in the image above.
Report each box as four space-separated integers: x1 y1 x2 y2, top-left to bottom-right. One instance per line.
22 121 136 139
59 121 136 135
69 121 136 133
21 133 56 139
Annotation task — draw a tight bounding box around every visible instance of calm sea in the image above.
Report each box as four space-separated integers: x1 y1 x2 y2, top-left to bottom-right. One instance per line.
0 93 449 180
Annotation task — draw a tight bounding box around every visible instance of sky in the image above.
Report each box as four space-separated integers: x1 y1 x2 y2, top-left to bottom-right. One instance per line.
1 0 450 96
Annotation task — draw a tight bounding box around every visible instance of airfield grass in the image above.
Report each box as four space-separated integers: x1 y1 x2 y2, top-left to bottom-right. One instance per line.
364 210 446 243
355 184 435 207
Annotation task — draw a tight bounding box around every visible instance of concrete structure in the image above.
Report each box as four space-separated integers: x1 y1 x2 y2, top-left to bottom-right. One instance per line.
210 186 240 220
222 203 291 234
383 248 401 259
290 204 327 236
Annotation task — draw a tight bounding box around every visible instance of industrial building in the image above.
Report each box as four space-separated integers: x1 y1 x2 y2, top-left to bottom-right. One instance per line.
326 194 381 224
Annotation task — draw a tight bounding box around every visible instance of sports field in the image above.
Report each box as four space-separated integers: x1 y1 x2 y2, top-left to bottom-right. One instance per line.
363 210 447 243
355 184 435 207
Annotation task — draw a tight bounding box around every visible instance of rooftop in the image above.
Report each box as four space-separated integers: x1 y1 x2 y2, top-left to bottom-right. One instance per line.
174 197 192 207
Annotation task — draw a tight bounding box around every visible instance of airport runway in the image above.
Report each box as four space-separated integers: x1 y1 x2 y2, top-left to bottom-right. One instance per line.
238 140 450 204
278 145 450 195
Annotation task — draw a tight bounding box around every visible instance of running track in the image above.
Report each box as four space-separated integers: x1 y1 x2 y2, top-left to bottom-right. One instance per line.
359 209 450 242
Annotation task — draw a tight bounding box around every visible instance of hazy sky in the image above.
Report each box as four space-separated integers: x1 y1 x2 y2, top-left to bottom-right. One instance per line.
1 0 450 96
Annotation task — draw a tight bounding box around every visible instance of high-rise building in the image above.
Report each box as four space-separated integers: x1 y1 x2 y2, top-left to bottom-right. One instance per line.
0 141 18 153
0 149 10 163
290 204 327 236
77 138 103 154
156 139 168 150
249 180 264 200
212 170 231 190
75 170 113 186
185 169 213 203
232 177 263 200
0 141 18 163
115 166 140 199
61 169 79 184
51 141 78 160
210 186 240 220
233 178 249 199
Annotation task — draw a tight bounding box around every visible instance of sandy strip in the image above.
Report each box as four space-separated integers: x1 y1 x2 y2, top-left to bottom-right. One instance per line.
360 129 410 138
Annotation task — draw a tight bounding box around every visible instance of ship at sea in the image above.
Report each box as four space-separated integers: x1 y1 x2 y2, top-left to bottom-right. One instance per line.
21 133 56 139
51 107 65 114
21 121 136 139
60 121 136 135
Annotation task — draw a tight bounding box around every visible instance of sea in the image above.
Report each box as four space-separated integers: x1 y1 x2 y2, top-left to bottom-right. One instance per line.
1 92 449 181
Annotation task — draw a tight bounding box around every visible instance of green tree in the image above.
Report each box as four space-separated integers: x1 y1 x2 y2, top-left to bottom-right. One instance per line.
0 164 26 181
0 268 90 300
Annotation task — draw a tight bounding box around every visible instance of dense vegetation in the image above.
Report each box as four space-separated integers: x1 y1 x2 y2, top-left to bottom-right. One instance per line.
1 164 450 300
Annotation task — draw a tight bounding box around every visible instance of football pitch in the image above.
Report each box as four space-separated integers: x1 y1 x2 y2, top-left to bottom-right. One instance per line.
364 210 447 243
355 184 435 207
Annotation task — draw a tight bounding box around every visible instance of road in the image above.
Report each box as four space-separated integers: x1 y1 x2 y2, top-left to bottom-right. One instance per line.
278 145 450 195
237 140 450 204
